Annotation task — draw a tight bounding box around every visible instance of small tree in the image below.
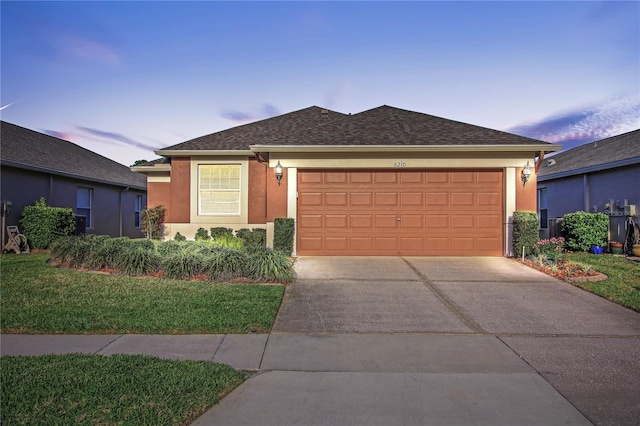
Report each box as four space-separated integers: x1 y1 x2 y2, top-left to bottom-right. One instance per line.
141 205 165 240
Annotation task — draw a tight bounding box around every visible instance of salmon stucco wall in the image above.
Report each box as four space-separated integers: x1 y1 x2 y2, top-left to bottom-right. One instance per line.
148 182 171 221
515 166 537 212
248 158 268 224
267 167 288 221
170 157 191 223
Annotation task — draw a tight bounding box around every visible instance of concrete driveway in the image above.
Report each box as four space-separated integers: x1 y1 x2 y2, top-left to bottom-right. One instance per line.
267 256 640 426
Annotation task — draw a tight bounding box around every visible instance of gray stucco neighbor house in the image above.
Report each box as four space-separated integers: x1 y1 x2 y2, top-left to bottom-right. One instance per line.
1 121 147 243
536 129 640 243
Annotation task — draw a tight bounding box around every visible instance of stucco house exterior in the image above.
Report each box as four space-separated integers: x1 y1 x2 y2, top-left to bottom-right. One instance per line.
1 121 147 242
132 105 559 256
537 129 640 243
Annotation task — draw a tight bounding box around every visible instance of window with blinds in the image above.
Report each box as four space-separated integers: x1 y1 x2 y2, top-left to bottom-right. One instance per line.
198 165 241 215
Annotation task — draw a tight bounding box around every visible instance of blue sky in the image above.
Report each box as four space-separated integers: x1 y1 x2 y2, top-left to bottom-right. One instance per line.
1 1 638 166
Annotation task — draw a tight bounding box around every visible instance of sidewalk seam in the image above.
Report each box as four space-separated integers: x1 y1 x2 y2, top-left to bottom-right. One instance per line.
257 333 271 371
95 335 124 355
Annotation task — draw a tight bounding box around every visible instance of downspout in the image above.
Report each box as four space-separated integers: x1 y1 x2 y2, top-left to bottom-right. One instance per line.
583 174 590 212
119 187 130 237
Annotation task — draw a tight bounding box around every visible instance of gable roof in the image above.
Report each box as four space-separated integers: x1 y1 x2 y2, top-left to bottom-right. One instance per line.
1 121 147 190
155 105 557 158
261 105 552 147
158 106 346 153
537 129 640 181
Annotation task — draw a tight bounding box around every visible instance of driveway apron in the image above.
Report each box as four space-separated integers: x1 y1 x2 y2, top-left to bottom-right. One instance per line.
197 256 639 426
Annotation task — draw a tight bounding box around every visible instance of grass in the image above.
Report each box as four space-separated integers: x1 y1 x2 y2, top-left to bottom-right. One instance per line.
565 252 640 312
1 254 285 334
1 353 244 426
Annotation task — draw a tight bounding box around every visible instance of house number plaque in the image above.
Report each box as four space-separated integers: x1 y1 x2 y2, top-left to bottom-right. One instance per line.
393 162 407 168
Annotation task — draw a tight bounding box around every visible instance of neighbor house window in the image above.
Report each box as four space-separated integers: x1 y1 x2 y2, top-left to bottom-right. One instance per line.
77 187 93 228
134 195 143 227
198 164 241 215
538 188 548 229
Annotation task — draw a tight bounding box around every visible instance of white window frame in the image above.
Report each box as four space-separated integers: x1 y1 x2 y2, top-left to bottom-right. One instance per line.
77 187 93 229
198 164 242 216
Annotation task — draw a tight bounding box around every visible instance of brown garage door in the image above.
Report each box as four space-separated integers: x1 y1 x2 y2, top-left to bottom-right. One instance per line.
297 169 503 256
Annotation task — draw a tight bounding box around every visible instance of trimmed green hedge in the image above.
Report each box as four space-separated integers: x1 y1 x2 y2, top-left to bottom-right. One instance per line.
274 218 295 256
20 197 75 249
512 211 539 257
561 211 608 252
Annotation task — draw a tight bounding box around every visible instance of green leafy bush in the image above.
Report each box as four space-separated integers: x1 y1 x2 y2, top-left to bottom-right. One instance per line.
20 197 75 249
162 251 207 280
206 248 247 281
274 218 295 255
245 248 296 284
210 227 233 240
173 232 187 241
561 212 608 252
532 237 565 263
195 227 210 241
236 228 266 252
512 211 539 257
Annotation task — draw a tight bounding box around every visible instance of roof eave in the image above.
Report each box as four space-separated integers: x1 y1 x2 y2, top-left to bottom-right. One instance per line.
537 157 640 182
131 164 172 173
249 144 561 153
2 159 147 191
155 149 254 157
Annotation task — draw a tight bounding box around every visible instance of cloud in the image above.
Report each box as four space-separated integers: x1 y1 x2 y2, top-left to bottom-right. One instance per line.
42 129 74 141
76 126 161 151
221 103 281 123
508 95 640 149
62 35 121 66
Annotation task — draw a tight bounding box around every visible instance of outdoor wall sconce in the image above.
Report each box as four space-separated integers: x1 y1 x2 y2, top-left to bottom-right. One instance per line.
521 161 532 186
275 161 283 186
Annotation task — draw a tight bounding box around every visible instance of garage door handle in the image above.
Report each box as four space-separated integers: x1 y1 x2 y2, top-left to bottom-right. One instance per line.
396 217 402 221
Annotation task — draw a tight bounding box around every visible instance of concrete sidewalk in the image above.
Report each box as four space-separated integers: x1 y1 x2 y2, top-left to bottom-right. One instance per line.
2 332 593 425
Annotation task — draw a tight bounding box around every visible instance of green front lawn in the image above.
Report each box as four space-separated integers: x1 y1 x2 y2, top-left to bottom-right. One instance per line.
565 253 640 312
1 254 285 334
1 353 244 426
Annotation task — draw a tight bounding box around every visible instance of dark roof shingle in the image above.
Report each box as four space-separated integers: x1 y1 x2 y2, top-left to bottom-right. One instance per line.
537 129 640 178
1 121 147 190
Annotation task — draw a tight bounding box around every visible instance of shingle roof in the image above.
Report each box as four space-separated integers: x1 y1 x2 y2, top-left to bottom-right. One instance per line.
160 106 347 151
1 121 147 190
537 129 640 179
268 105 551 146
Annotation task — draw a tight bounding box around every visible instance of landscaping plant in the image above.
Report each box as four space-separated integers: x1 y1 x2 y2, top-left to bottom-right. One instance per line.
274 218 295 255
20 197 75 249
141 205 165 240
512 211 538 257
195 227 210 241
561 211 608 252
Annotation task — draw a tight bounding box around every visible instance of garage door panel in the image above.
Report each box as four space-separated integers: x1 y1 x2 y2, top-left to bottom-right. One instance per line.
298 169 503 256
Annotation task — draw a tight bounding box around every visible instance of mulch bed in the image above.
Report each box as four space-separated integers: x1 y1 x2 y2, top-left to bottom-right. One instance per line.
517 258 607 283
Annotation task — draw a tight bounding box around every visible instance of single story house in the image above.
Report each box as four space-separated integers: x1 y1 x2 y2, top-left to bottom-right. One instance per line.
537 129 640 243
1 121 147 242
132 105 559 256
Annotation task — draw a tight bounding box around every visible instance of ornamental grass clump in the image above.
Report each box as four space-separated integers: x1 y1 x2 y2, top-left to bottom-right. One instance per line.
114 245 161 276
245 248 296 284
206 248 247 281
162 251 207 280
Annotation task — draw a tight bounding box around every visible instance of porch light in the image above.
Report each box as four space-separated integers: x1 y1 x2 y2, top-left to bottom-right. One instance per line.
275 161 283 186
521 161 532 186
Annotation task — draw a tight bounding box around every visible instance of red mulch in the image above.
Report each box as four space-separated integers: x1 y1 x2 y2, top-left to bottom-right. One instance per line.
517 258 601 281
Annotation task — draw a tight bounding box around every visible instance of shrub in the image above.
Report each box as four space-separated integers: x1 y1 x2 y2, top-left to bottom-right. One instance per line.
245 248 296 284
114 246 160 276
236 228 266 252
512 211 538 257
173 232 187 242
141 205 165 240
20 197 75 249
155 240 186 257
87 237 131 269
195 227 210 241
213 233 244 249
561 212 608 252
162 252 207 280
50 236 80 264
274 218 295 255
206 248 247 281
533 237 565 263
210 227 233 240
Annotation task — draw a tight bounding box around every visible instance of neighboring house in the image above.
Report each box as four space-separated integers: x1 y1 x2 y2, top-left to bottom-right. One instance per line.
1 121 147 243
133 105 559 256
536 129 640 242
